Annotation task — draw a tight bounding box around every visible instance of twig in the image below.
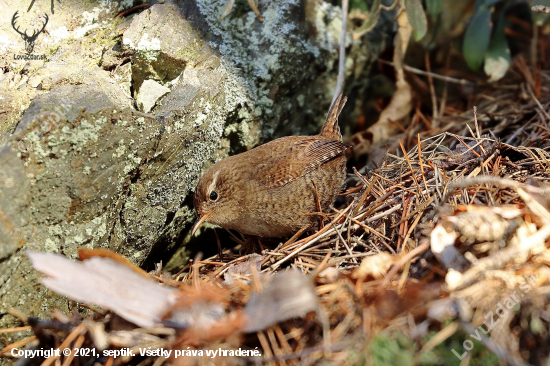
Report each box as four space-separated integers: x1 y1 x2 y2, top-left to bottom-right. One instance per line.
449 176 550 195
399 140 426 201
41 323 86 366
7 308 28 323
311 253 332 279
425 52 438 121
332 0 348 103
257 331 274 361
380 0 399 11
0 336 37 356
473 106 482 139
438 50 451 116
332 207 390 242
360 204 402 224
528 88 550 121
329 219 354 258
269 206 351 270
116 3 149 17
378 240 430 290
61 335 85 366
0 326 32 334
417 322 459 356
378 59 474 85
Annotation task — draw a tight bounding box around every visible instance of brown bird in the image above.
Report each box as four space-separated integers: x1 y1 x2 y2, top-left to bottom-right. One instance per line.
192 94 351 238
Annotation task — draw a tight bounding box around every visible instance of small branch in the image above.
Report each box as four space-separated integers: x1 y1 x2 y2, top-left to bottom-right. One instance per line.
378 240 430 290
425 52 438 121
378 59 474 85
332 0 348 104
380 0 399 11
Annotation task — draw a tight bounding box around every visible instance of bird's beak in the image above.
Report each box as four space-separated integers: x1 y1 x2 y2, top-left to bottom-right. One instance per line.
191 210 212 236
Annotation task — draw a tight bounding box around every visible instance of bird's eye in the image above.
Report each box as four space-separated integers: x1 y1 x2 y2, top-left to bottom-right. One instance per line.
209 191 218 201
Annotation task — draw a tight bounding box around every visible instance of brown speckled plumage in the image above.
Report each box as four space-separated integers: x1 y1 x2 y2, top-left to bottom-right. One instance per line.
193 94 351 237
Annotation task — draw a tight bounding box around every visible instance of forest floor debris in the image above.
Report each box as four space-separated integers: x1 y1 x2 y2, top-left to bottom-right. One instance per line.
3 55 550 366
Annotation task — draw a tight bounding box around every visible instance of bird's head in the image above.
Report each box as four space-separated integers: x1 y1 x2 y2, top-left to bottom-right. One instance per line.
192 161 240 235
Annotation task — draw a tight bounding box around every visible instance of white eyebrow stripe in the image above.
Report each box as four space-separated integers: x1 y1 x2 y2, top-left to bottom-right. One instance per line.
207 170 220 194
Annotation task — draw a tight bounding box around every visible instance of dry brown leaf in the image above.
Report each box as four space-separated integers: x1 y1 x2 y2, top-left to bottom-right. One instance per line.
78 248 150 278
352 11 413 157
224 254 264 286
243 269 318 332
27 251 179 328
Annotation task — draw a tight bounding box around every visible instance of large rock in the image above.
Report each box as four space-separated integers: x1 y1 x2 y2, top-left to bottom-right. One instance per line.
0 85 160 332
123 0 360 139
0 77 229 331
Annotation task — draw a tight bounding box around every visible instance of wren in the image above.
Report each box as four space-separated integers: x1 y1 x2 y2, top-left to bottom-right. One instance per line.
192 94 351 237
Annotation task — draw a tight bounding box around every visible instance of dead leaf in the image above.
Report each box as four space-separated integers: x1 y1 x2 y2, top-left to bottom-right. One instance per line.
243 269 318 333
78 248 150 278
224 254 264 286
27 251 178 328
352 11 413 157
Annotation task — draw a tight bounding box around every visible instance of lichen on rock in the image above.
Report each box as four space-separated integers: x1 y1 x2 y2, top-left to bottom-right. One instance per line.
194 0 351 138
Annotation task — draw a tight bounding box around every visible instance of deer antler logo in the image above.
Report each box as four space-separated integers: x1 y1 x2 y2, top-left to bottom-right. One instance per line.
11 10 48 54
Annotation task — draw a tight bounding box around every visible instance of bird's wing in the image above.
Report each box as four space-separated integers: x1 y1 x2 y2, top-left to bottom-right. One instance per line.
253 137 351 188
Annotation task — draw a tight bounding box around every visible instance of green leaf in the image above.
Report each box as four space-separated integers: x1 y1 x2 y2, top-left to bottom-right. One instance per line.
405 0 428 41
484 12 510 81
425 0 442 17
463 6 493 72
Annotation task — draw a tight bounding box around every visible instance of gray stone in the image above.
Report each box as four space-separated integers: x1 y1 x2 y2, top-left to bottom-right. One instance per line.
0 77 233 329
0 145 30 261
114 62 133 98
15 85 114 133
0 86 163 325
136 79 171 113
122 2 219 93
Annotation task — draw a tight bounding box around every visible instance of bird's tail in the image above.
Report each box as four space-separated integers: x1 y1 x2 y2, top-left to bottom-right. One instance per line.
320 93 347 141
